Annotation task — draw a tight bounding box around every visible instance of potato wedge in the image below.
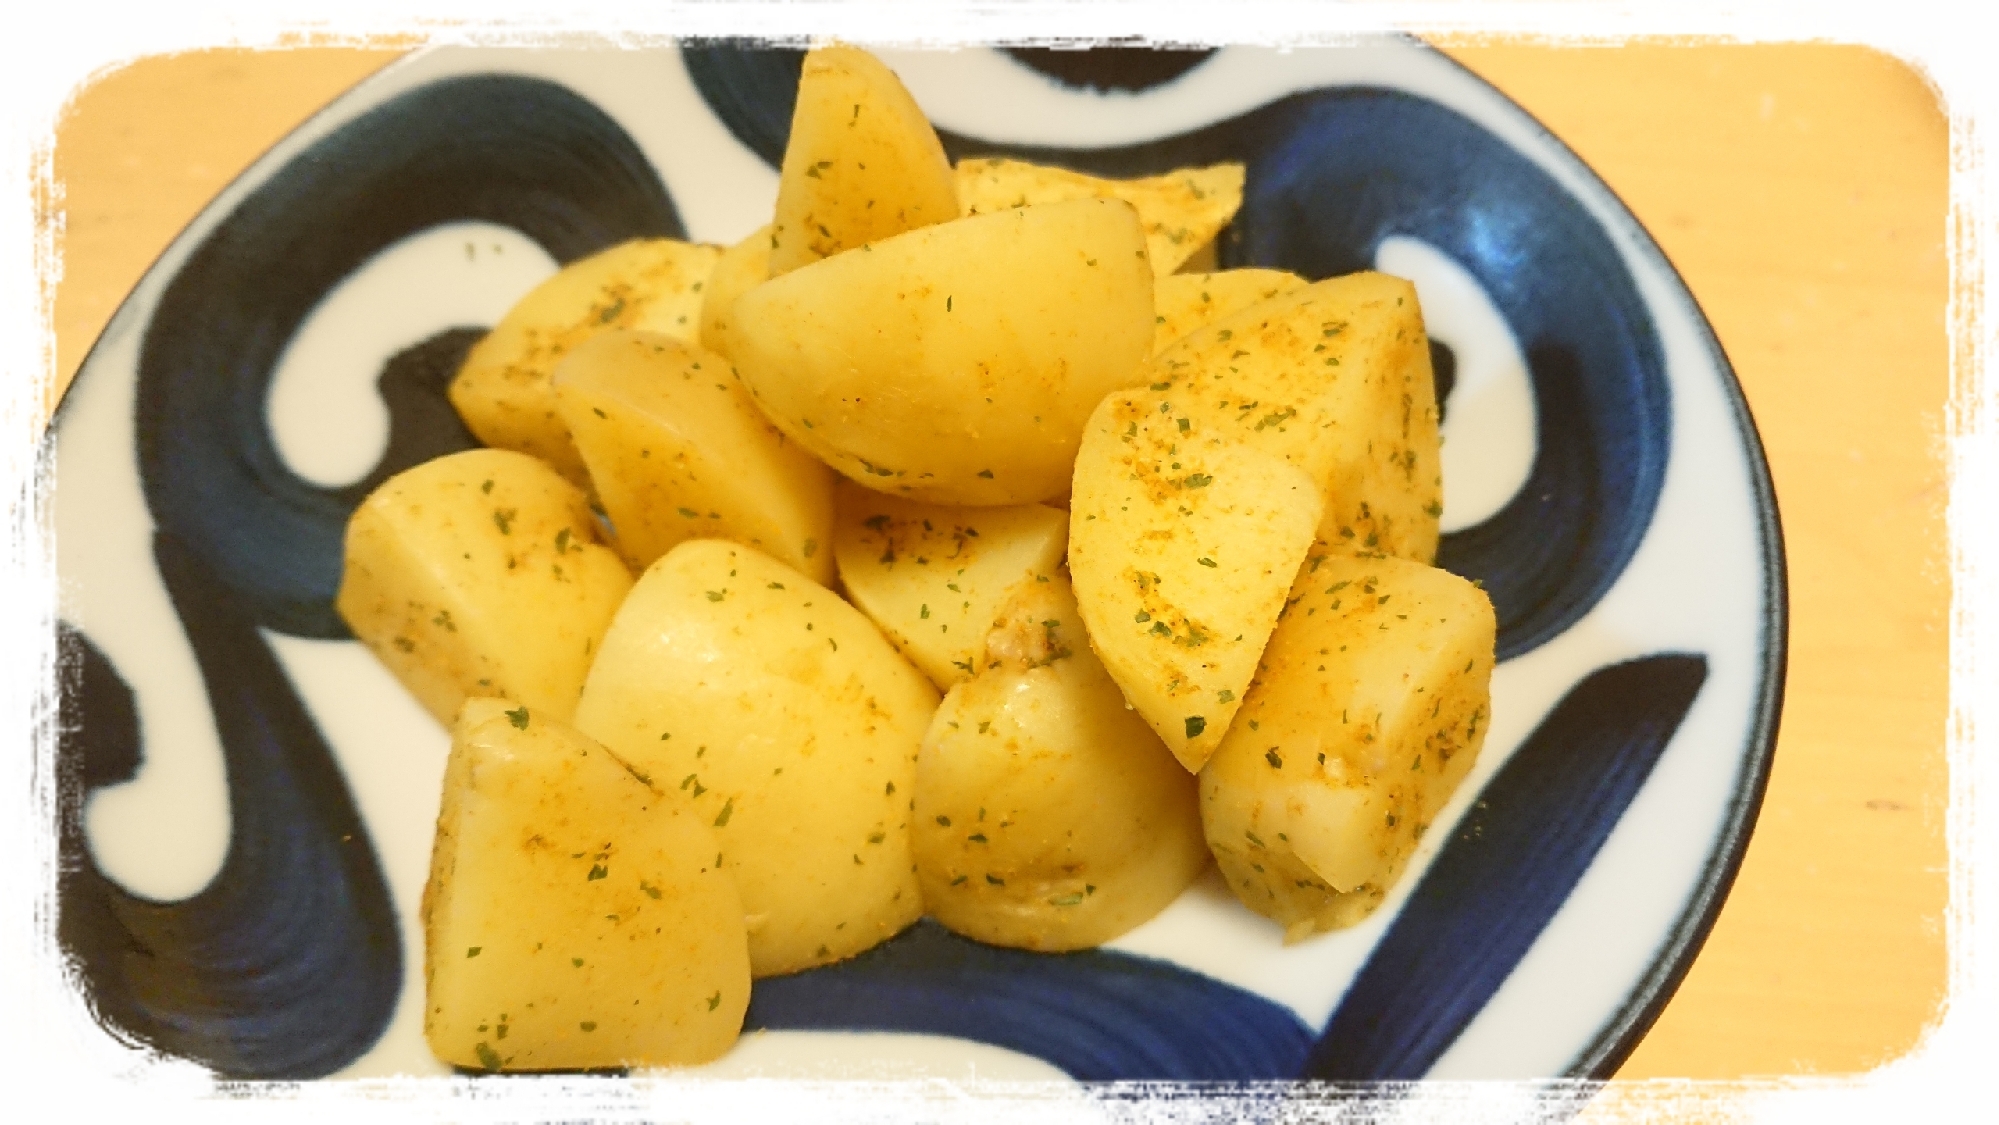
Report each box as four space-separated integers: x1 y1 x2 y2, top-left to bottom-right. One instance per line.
1149 271 1443 562
731 198 1155 506
449 238 722 484
1153 268 1308 353
915 574 1207 951
831 481 1067 690
956 157 1244 277
769 45 958 275
698 225 772 364
553 329 834 582
423 699 749 1071
1200 552 1495 939
335 449 632 725
1068 389 1324 773
572 540 935 977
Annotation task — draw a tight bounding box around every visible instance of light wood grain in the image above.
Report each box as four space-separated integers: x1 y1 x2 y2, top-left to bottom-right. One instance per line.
44 41 1951 1082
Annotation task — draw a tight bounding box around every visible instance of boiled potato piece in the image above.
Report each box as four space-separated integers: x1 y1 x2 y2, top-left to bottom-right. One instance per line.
769 45 958 275
553 329 835 583
449 238 722 484
1149 271 1443 562
732 198 1155 505
1201 552 1495 940
336 449 632 725
832 481 1067 690
423 699 749 1071
698 225 772 363
572 540 935 977
915 574 1208 951
1154 268 1308 353
1069 389 1323 773
956 157 1245 277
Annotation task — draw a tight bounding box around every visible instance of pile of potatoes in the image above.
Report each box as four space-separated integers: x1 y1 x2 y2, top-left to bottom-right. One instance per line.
337 45 1495 1074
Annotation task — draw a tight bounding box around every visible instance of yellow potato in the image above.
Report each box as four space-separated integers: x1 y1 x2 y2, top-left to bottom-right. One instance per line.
915 574 1208 951
698 225 772 364
422 699 749 1070
1068 389 1324 773
335 449 632 725
731 198 1155 506
831 481 1067 690
1153 268 1308 353
572 540 935 977
553 329 834 582
769 45 958 275
1200 552 1495 940
1149 271 1443 562
956 157 1244 277
449 238 722 484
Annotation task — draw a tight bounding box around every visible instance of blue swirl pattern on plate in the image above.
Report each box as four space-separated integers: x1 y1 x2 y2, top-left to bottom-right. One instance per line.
56 535 400 1079
50 44 1758 1084
747 919 1316 1081
134 73 684 640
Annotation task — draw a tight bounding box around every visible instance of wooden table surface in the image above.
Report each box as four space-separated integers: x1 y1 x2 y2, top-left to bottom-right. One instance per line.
42 41 1951 1098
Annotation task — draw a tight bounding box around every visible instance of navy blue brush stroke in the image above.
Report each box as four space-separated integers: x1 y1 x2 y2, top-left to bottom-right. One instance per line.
135 73 684 640
1299 653 1709 1081
747 919 1315 1081
53 533 401 1079
1003 46 1217 93
682 46 1671 663
680 44 806 168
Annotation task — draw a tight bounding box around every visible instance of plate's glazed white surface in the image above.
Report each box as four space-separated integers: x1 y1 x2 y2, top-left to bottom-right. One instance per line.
50 39 1781 1086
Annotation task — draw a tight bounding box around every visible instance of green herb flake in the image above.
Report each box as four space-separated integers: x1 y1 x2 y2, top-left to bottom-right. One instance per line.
474 1042 503 1071
705 590 726 602
1185 715 1207 739
505 706 529 730
491 509 515 535
707 992 723 1011
587 864 608 881
1048 892 1085 907
985 874 1006 886
978 469 995 479
1198 557 1218 568
714 798 735 827
1183 473 1213 488
1265 748 1284 769
466 946 482 958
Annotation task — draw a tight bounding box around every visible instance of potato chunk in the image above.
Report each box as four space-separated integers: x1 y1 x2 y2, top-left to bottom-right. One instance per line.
832 481 1067 690
572 540 935 977
553 330 834 582
731 198 1155 506
1200 553 1495 940
335 449 633 725
449 238 722 484
915 574 1207 951
956 157 1244 277
769 45 958 275
1153 268 1308 353
1149 271 1443 562
1068 390 1324 773
698 225 772 364
422 699 750 1071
